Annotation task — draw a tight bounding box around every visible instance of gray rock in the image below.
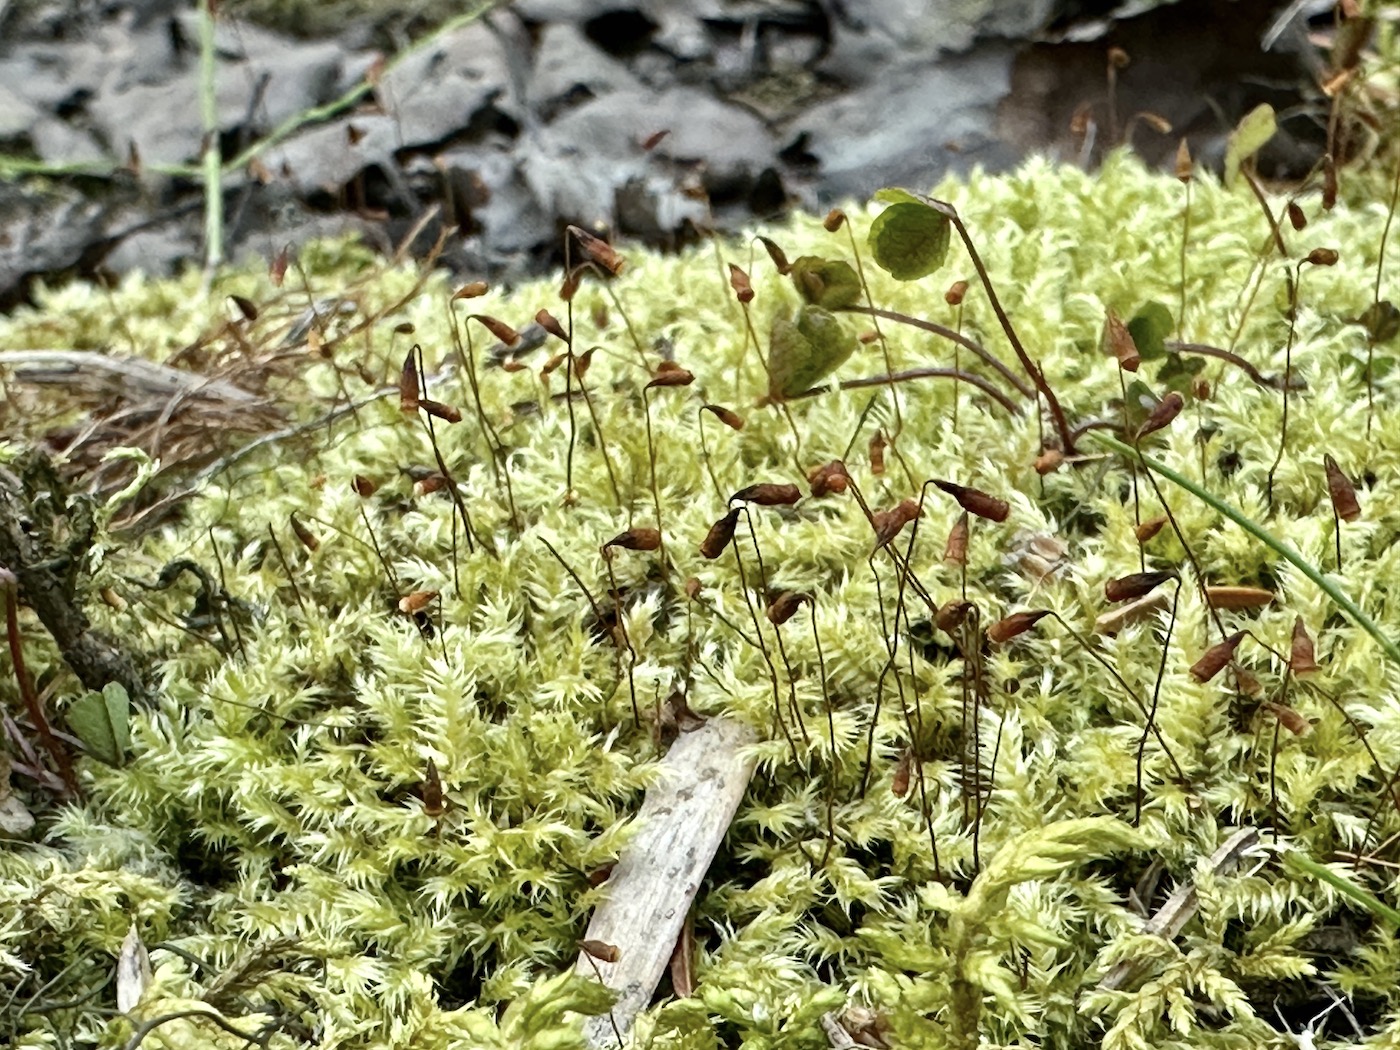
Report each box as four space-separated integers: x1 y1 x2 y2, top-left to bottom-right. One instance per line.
0 181 110 305
86 17 343 166
0 83 40 142
438 146 552 254
791 44 1017 200
258 113 400 192
378 21 514 145
530 21 638 114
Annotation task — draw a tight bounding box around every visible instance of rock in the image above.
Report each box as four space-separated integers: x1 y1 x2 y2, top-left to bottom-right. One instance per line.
530 21 638 116
0 182 112 308
378 21 515 145
0 83 40 144
791 44 1019 200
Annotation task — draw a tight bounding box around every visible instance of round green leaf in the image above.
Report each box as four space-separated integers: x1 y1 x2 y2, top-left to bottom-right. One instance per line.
869 202 950 281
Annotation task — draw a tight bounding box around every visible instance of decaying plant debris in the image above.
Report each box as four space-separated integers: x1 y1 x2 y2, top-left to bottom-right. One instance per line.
4 142 1400 1049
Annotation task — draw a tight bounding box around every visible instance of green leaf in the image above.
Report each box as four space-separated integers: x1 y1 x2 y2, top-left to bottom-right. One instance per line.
1224 103 1276 189
869 200 951 281
1156 352 1205 396
1357 301 1400 344
1118 378 1163 435
872 187 927 206
788 256 862 309
767 305 856 401
67 683 130 766
1127 301 1174 360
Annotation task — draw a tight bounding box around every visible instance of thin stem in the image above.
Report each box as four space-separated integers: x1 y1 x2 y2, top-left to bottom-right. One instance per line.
197 0 222 273
2 576 77 794
839 305 1034 399
927 200 1077 453
787 366 1021 416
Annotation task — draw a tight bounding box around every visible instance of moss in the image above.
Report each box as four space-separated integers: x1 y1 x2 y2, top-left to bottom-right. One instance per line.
4 151 1400 1047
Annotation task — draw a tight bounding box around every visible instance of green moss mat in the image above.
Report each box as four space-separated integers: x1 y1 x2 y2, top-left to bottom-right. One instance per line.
4 153 1400 1048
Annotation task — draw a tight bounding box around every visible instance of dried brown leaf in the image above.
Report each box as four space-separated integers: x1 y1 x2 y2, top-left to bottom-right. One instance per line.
872 498 921 549
289 512 319 552
1265 700 1312 736
670 916 696 998
453 281 489 300
729 264 754 304
536 308 567 341
605 528 662 552
1134 515 1168 543
422 758 445 819
1137 391 1185 438
646 367 695 389
1204 585 1273 610
758 236 790 275
891 749 912 798
399 350 420 412
869 430 887 475
987 609 1049 644
1104 310 1141 372
580 939 621 963
398 590 439 614
766 590 810 626
472 314 521 346
570 227 625 276
1291 617 1321 675
420 399 462 424
1034 449 1064 475
944 511 969 565
703 404 745 430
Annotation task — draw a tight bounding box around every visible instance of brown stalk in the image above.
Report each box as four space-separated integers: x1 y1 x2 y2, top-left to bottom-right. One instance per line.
837 304 1034 399
924 198 1077 453
2 569 77 794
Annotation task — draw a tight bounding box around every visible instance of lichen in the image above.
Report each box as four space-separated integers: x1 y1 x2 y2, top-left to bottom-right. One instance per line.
4 150 1400 1048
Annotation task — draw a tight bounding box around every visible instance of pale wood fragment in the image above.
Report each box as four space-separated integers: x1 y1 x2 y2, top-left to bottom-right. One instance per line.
1098 827 1259 990
577 717 757 1048
0 350 260 404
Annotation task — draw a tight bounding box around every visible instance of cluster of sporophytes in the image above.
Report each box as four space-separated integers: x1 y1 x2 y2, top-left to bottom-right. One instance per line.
4 139 1400 1049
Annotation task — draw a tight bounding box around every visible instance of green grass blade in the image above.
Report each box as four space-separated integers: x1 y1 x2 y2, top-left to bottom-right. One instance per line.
1284 851 1400 926
1088 432 1400 667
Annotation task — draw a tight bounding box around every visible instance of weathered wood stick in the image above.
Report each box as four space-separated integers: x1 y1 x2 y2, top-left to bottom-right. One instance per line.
1098 827 1259 991
0 350 260 404
577 717 757 1047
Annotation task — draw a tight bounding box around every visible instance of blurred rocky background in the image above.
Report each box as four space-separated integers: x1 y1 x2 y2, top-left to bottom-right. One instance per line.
0 0 1345 307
